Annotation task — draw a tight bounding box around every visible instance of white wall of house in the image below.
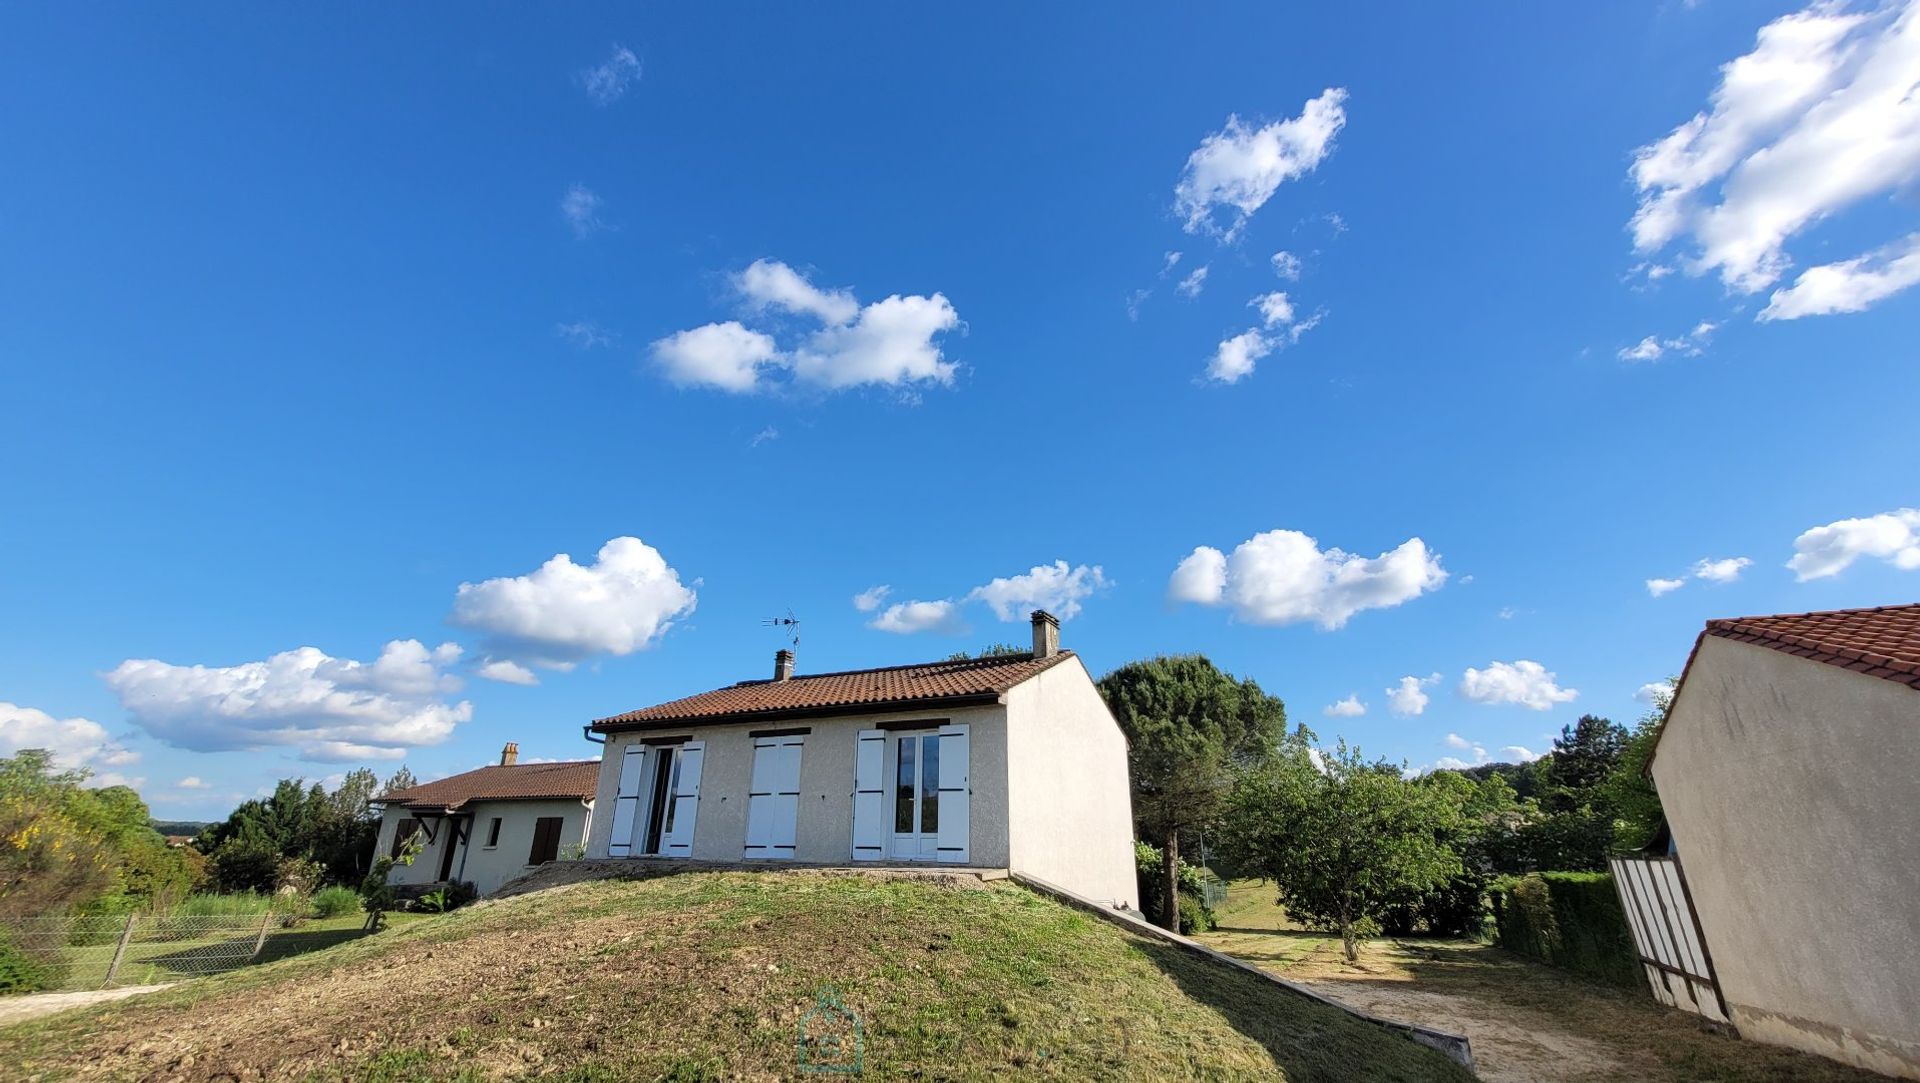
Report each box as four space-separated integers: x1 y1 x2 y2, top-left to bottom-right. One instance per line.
373 799 592 896
1003 656 1138 909
586 704 1011 867
1654 636 1920 1079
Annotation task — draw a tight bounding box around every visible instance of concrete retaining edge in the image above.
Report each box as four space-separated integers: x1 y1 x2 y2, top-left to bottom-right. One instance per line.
1010 872 1477 1075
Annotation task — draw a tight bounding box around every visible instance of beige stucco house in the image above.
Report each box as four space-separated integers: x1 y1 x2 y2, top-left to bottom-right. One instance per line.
373 748 596 897
583 610 1138 909
1650 604 1920 1079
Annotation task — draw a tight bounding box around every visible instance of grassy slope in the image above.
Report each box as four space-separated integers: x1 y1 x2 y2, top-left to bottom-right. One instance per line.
2 872 1472 1082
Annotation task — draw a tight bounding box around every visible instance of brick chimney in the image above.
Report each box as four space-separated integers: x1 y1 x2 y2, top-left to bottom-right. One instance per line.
774 649 795 682
1031 610 1060 659
500 742 519 767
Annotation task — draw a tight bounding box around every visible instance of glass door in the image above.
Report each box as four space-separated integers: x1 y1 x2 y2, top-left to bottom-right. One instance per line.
889 733 940 860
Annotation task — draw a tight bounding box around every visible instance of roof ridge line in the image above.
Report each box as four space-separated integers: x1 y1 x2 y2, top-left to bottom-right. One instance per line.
728 649 1065 686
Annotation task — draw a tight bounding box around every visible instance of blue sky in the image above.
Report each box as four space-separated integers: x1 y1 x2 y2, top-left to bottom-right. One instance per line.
3 3 1918 818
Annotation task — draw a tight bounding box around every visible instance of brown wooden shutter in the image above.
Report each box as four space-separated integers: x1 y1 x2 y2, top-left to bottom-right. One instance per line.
528 817 563 865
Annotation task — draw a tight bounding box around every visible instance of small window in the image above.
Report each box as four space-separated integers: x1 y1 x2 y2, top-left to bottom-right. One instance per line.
485 817 502 848
528 816 564 866
391 817 422 859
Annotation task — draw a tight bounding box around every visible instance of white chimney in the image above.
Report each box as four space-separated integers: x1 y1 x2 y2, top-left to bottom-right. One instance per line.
1031 610 1060 659
774 649 795 682
500 741 519 767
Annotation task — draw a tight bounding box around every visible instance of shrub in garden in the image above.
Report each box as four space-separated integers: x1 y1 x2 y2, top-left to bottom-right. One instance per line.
310 885 361 918
1134 841 1216 934
0 929 67 994
1488 871 1638 987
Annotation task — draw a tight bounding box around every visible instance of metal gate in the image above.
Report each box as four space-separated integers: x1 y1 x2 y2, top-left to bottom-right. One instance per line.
1609 855 1730 1024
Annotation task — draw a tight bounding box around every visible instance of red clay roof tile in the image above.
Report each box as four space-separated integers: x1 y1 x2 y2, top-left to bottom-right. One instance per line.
380 760 599 811
591 651 1076 731
1702 604 1920 692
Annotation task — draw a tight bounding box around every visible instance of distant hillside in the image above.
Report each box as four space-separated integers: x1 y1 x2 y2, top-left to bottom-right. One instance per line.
2 871 1472 1081
148 820 210 837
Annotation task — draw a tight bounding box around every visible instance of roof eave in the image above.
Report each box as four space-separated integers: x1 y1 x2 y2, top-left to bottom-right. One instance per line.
590 691 1007 734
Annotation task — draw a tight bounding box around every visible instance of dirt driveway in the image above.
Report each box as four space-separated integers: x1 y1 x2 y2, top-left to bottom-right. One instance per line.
1198 884 1885 1083
0 984 173 1027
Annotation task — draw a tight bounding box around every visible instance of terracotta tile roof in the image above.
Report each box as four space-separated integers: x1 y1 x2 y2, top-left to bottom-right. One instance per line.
1701 604 1920 692
380 760 599 812
592 651 1077 731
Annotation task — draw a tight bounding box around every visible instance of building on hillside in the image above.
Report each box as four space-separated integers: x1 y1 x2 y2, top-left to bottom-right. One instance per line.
372 745 596 897
1645 604 1920 1079
583 610 1138 909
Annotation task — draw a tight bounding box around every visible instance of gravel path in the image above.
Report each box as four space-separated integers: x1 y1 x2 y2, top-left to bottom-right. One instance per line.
0 984 174 1027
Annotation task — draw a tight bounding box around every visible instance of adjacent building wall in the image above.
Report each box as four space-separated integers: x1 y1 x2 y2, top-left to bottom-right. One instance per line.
372 799 592 897
585 704 1010 867
372 804 451 889
1654 636 1920 1079
1003 656 1137 909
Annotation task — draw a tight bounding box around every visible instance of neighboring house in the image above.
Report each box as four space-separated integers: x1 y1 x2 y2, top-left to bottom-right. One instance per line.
584 610 1137 909
1648 604 1920 1079
373 744 597 897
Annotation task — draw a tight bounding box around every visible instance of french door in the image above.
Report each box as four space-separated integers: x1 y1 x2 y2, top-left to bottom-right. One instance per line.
890 732 941 860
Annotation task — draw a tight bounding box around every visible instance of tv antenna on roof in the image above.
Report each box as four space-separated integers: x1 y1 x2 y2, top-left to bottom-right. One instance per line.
763 610 801 649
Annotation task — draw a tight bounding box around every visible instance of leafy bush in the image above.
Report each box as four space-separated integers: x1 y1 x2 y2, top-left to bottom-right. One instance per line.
171 891 279 917
310 885 361 918
1488 871 1638 988
210 838 284 894
416 881 477 914
1133 841 1216 934
0 930 65 994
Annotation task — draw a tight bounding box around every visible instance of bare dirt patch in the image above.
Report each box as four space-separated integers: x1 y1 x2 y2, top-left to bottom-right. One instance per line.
0 986 173 1028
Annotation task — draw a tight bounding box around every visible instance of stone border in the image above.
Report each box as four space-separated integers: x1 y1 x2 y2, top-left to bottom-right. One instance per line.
1011 872 1477 1075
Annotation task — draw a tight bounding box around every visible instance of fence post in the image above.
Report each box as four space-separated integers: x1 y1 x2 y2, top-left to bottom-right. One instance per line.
250 908 274 960
103 913 137 988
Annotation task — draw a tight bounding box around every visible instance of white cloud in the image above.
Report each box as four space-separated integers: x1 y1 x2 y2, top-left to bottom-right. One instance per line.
650 321 781 392
555 321 613 349
1762 232 1920 319
1271 251 1303 279
1460 660 1579 710
103 641 471 763
868 599 962 635
0 701 139 772
1787 507 1920 580
1629 1 1920 312
1168 546 1228 605
1635 682 1674 707
1251 291 1296 327
656 261 960 395
1169 529 1447 629
1206 328 1277 384
475 659 539 687
790 292 960 390
1162 251 1184 274
735 258 860 325
852 585 892 613
579 44 642 105
1175 265 1211 298
1646 577 1688 597
967 561 1108 621
1323 695 1367 718
449 536 698 666
1692 556 1753 582
561 184 607 239
1498 745 1541 763
1386 673 1441 717
1434 757 1473 771
1175 89 1349 240
176 776 211 790
749 426 779 447
1618 321 1717 363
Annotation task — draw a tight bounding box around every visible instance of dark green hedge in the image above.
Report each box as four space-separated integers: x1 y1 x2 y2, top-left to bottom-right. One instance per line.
1487 871 1639 988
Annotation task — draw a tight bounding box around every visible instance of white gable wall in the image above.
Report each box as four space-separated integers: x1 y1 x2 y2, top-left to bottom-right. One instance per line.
1654 636 1920 1078
1003 655 1138 909
373 799 592 897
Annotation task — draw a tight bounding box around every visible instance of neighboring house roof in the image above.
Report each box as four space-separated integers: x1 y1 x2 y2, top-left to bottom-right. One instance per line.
379 760 599 812
1694 603 1920 693
592 651 1077 732
1651 603 1920 775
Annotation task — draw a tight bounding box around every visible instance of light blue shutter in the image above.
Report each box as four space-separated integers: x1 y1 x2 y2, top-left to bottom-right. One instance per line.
851 730 886 861
606 744 646 857
663 741 704 857
935 724 970 864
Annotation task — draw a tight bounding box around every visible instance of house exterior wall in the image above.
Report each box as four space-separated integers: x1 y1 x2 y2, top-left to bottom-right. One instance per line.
374 799 592 897
586 703 1011 867
1002 656 1137 909
1653 636 1920 1079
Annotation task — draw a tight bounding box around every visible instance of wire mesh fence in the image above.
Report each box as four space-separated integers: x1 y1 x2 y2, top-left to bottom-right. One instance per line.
5 911 373 993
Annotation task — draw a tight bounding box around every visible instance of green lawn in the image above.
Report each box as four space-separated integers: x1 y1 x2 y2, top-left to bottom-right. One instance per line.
24 912 430 992
2 872 1474 1081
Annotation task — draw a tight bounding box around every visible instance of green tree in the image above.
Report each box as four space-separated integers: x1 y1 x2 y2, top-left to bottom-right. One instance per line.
1602 680 1673 851
1542 715 1627 811
1222 742 1464 961
1098 655 1291 931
